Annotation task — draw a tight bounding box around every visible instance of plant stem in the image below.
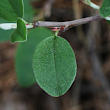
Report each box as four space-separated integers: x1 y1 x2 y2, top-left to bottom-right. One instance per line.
81 0 110 21
82 0 100 10
34 15 104 31
0 15 104 31
55 30 59 36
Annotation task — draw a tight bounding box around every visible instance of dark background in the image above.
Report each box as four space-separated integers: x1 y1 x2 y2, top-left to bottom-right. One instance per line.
0 0 110 110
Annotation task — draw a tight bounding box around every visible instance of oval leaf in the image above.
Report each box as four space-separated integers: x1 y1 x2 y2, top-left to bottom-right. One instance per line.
100 0 110 17
11 18 27 43
0 0 23 21
33 36 77 97
15 27 53 87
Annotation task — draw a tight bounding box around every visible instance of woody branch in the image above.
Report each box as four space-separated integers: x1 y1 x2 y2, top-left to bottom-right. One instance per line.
0 15 104 31
34 15 104 31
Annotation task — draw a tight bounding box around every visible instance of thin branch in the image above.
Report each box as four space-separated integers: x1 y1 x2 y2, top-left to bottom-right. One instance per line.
81 0 100 10
0 15 104 31
34 15 104 31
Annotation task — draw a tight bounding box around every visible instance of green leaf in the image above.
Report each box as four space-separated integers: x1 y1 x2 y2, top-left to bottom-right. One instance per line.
33 36 77 97
100 0 110 17
0 18 13 42
11 18 27 43
0 0 23 21
15 27 53 87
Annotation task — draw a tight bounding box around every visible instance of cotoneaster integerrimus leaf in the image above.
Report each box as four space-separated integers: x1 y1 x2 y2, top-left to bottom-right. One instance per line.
11 18 27 43
100 0 110 17
33 36 77 97
0 0 24 21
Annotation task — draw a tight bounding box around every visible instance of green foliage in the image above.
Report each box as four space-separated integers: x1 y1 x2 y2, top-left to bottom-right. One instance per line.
0 18 13 42
100 0 110 17
0 0 78 97
11 18 27 43
0 0 23 21
15 27 53 87
33 36 77 97
0 0 33 43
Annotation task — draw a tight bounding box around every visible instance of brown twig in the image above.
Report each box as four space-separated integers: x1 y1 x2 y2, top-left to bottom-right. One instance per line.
34 15 104 31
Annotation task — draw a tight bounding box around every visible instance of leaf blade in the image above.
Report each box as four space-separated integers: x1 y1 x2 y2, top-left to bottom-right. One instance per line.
100 0 110 17
0 0 23 21
33 36 77 97
11 18 27 43
9 0 23 18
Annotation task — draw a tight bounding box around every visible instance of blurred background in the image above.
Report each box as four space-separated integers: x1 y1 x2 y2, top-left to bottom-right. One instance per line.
0 0 110 110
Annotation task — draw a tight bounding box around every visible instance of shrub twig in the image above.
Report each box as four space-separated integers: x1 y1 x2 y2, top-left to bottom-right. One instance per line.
34 15 104 31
